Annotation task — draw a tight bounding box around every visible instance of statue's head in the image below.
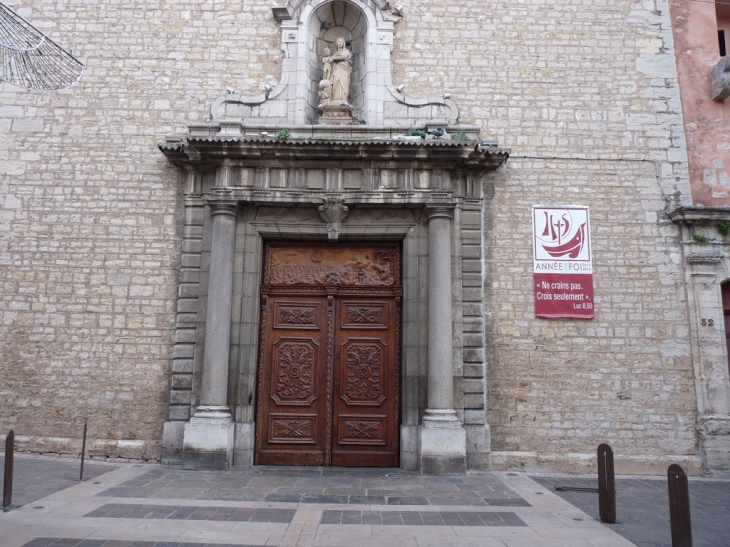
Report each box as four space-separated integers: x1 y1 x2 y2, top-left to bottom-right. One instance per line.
335 37 345 49
323 47 331 56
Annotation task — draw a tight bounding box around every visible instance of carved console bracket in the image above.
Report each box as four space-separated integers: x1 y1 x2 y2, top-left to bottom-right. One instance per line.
711 56 730 102
318 197 350 240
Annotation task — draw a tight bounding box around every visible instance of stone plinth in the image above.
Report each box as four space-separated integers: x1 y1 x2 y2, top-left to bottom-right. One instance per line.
319 102 354 125
419 423 467 475
182 408 235 470
318 116 354 125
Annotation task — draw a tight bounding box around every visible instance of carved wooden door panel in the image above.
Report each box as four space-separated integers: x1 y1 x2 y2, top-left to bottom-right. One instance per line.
332 298 399 467
255 296 330 465
255 242 401 467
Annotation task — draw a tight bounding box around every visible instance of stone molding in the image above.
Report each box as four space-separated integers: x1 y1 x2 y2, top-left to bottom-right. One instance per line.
425 206 455 222
159 135 509 210
668 204 730 225
687 253 722 265
674 220 730 471
208 202 239 219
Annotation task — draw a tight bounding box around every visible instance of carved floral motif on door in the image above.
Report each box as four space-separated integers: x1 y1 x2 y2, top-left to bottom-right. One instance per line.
272 340 316 404
343 340 385 404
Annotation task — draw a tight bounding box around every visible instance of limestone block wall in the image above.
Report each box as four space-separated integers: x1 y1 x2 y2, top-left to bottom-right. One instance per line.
0 0 703 471
484 160 696 473
0 0 282 460
390 0 694 472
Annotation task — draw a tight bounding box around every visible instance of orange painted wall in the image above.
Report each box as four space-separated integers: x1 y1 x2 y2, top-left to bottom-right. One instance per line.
670 0 730 205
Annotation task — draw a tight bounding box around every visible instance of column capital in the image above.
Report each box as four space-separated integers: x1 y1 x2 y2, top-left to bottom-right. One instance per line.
425 205 455 221
209 201 239 219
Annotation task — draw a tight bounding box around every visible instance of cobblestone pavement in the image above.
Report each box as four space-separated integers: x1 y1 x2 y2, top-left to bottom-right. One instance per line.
0 453 120 509
532 474 730 547
0 455 637 547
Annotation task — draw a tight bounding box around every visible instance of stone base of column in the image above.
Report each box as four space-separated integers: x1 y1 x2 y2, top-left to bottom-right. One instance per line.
419 410 467 475
182 407 234 470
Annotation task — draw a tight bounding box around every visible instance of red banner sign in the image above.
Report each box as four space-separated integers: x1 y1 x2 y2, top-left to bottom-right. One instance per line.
532 206 594 318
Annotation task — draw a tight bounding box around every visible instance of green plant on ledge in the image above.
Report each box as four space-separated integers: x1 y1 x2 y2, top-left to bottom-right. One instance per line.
718 222 730 236
277 128 291 141
693 234 716 243
404 128 426 139
453 131 469 140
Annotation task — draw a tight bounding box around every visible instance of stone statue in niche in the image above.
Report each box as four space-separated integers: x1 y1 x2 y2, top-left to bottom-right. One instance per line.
318 37 354 125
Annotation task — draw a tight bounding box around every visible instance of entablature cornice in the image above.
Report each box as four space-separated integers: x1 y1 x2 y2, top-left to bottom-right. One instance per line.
668 205 730 225
161 126 509 207
159 132 509 175
192 187 470 209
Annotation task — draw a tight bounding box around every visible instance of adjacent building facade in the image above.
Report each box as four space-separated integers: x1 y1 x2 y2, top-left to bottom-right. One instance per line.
0 0 728 473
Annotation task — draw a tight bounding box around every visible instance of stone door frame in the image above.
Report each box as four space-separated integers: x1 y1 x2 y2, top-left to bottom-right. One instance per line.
234 207 422 469
159 136 509 472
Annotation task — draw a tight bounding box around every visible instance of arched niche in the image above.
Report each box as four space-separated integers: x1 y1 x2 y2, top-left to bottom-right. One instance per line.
209 0 461 129
302 0 370 123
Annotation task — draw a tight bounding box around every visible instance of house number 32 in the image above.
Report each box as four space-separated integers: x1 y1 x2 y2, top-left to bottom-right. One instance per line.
701 319 714 326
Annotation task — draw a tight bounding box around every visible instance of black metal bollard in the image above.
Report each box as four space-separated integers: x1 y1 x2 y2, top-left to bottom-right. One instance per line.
3 430 14 509
597 443 616 523
667 464 692 547
79 418 88 481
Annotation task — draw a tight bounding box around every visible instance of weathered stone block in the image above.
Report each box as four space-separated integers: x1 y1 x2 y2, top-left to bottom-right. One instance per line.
162 421 185 464
170 390 192 404
463 379 484 394
171 374 193 389
183 416 234 470
711 56 730 102
463 363 484 378
463 394 485 409
169 405 191 421
419 425 467 475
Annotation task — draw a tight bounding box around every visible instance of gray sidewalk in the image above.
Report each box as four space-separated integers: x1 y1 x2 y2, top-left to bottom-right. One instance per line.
0 454 635 546
0 454 120 509
532 474 730 547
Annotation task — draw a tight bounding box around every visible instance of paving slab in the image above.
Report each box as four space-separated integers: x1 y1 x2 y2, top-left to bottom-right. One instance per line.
532 473 730 547
0 454 121 510
1 455 637 547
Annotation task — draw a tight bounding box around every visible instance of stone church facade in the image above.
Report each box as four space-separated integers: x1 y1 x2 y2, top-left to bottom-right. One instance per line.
0 0 728 473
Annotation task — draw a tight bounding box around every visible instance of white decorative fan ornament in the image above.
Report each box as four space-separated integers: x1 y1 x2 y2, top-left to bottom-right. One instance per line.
0 2 83 91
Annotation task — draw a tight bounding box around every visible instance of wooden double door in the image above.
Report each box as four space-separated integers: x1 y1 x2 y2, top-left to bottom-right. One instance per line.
254 242 401 467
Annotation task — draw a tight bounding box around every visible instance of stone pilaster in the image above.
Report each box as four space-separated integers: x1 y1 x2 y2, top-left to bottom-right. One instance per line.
420 206 467 474
182 201 238 470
